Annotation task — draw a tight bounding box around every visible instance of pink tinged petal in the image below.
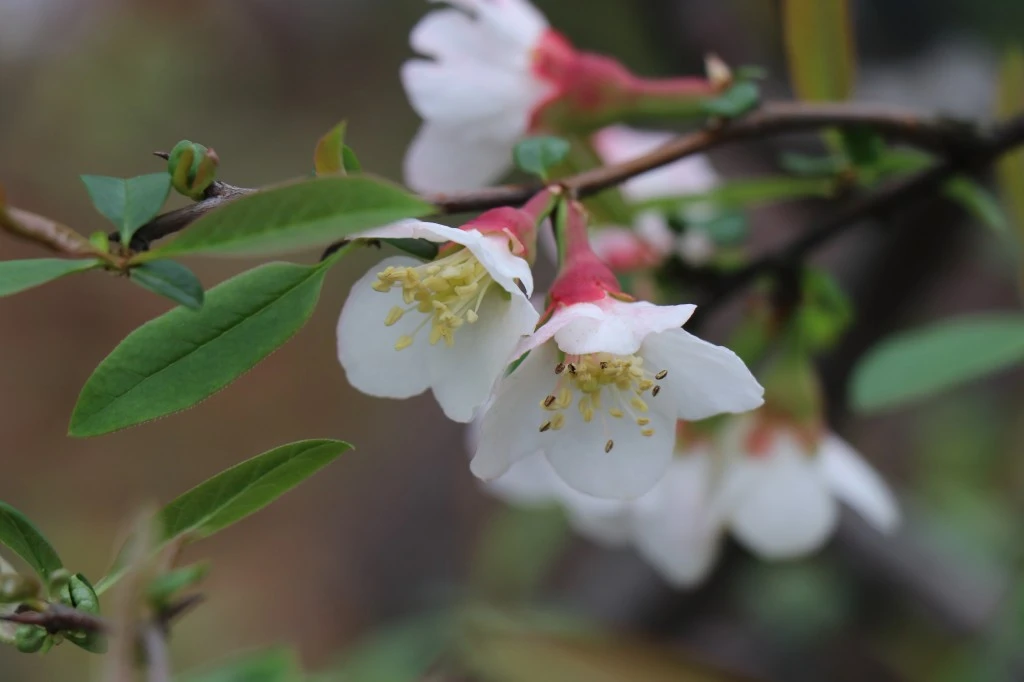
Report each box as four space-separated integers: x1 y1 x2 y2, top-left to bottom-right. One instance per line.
464 234 534 298
429 286 539 422
471 343 559 480
518 298 696 358
640 329 764 421
403 123 515 193
817 435 901 533
720 442 839 559
543 405 676 500
359 219 465 243
337 256 434 400
629 449 724 585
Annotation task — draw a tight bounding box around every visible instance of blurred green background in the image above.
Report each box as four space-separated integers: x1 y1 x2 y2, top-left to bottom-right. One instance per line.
2 0 1024 680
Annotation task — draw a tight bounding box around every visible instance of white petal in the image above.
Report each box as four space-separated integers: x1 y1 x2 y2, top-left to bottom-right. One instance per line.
411 9 508 65
640 329 763 421
516 297 695 357
403 123 515 193
631 450 724 586
543 404 676 500
336 256 433 400
429 286 539 422
484 451 563 505
718 437 838 559
470 343 558 479
817 435 901 533
632 212 675 255
438 0 548 52
463 234 535 298
592 126 719 202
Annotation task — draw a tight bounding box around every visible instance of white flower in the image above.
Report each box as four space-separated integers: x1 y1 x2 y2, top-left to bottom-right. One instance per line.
711 418 901 559
402 0 556 192
470 294 764 499
592 126 720 267
481 437 722 587
337 219 539 423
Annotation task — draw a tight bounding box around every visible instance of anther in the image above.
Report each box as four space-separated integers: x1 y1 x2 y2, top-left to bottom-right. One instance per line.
568 363 577 375
636 417 650 426
466 310 479 324
394 335 414 351
543 395 556 408
605 439 614 453
630 396 649 413
609 408 624 418
384 306 405 326
641 428 655 437
539 421 552 433
655 370 668 380
555 362 566 375
652 385 661 397
551 413 566 430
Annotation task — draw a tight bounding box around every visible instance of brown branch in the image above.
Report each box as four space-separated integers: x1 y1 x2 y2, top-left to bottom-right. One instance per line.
127 101 983 248
0 594 204 635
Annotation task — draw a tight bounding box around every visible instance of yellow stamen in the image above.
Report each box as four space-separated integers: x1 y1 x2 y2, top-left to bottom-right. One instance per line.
394 335 414 351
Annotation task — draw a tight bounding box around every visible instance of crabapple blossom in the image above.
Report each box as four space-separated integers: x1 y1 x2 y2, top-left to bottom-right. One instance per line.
337 198 550 423
470 202 763 499
401 0 720 192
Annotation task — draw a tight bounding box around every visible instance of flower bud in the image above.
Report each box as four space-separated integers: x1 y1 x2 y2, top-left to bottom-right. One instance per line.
167 140 219 200
59 573 99 614
14 625 47 654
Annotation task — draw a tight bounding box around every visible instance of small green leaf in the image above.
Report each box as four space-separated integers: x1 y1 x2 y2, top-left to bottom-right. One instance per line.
0 258 101 297
177 647 299 682
0 502 63 582
639 176 836 214
130 260 205 309
342 145 363 173
783 0 856 101
778 152 847 177
852 314 1024 412
146 563 208 606
81 174 172 244
690 210 748 246
699 81 760 118
314 120 348 176
382 238 439 261
69 255 346 437
149 175 434 258
840 126 885 167
513 137 572 180
98 441 350 594
943 177 1009 234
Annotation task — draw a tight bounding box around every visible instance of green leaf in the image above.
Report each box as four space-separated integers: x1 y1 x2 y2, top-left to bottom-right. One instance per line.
783 0 856 101
342 145 363 173
0 258 101 297
130 260 205 309
146 563 209 606
688 210 748 246
0 502 63 582
851 314 1024 412
513 137 572 180
322 614 451 682
69 255 345 437
98 440 350 594
314 120 348 176
382 238 439 261
840 126 886 167
148 176 434 258
81 173 172 244
778 152 847 177
177 647 300 682
699 81 760 117
996 48 1024 248
943 177 1009 234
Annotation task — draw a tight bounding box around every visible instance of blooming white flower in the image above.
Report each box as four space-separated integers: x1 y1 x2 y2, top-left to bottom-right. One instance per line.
470 293 764 499
710 418 901 558
591 126 720 268
337 218 539 423
401 0 556 192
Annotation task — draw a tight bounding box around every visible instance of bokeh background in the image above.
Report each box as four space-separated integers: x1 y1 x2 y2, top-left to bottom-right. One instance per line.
2 0 1023 680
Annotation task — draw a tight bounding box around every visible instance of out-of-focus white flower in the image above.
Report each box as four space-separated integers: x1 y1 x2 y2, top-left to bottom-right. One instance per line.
337 211 539 423
711 416 901 558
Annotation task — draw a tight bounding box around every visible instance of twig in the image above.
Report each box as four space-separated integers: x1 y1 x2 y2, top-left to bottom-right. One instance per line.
144 623 172 682
692 113 1024 320
126 101 985 248
0 594 203 635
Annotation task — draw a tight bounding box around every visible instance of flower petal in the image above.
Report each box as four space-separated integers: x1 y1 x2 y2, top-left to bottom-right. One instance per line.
483 450 562 505
337 256 434 400
592 126 719 202
403 123 515 193
411 9 510 66
543 404 676 500
717 437 838 559
471 343 558 480
631 450 723 586
429 286 539 422
517 298 695 357
817 435 901 534
463 234 535 298
640 329 763 420
439 0 548 52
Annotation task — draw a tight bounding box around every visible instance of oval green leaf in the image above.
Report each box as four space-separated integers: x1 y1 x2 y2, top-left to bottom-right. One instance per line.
0 501 64 582
852 314 1024 412
81 173 172 244
69 256 344 437
129 260 205 309
149 175 434 257
513 137 572 180
783 0 856 101
314 120 348 176
97 441 350 594
0 258 102 297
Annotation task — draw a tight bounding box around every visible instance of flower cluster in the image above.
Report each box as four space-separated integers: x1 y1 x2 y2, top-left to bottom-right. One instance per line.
335 0 901 589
